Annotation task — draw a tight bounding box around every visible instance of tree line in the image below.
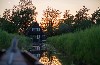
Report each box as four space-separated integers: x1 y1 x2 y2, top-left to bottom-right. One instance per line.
40 6 100 37
0 0 100 37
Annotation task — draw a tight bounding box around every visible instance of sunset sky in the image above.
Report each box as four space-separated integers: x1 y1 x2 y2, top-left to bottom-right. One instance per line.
0 0 100 23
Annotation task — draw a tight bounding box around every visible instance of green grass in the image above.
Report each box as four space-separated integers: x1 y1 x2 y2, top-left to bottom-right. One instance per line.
0 29 32 50
46 25 100 65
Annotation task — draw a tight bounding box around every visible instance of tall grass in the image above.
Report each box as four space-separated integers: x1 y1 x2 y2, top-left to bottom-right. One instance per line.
0 29 32 50
46 25 100 65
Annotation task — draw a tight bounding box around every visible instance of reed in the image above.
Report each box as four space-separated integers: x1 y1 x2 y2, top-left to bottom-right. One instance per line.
46 25 100 65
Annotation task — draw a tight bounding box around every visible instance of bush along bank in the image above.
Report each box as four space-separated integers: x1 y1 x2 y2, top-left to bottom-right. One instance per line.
0 29 32 50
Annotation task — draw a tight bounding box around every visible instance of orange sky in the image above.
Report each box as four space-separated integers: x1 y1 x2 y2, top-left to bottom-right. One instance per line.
0 0 100 23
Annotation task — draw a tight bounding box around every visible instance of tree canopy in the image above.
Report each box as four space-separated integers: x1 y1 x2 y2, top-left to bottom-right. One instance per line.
1 0 37 34
40 7 61 37
92 7 100 24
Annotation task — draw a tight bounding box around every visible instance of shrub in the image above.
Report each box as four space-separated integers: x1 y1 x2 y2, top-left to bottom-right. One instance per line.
0 29 32 50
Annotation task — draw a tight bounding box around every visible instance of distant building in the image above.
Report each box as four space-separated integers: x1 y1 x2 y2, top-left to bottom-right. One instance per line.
26 22 47 58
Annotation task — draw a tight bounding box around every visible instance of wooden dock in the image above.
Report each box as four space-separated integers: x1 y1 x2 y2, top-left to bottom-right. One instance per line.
0 50 43 65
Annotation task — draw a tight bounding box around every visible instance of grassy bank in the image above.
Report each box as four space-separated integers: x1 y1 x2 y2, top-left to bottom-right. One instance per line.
0 29 32 50
46 25 100 65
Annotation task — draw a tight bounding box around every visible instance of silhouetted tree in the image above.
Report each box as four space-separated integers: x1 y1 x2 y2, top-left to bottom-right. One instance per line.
63 10 72 19
63 10 74 32
40 7 61 37
91 7 100 25
74 6 92 31
2 0 37 34
56 10 74 35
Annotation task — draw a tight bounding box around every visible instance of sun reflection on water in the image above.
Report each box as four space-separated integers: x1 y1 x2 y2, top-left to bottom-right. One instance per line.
39 52 62 65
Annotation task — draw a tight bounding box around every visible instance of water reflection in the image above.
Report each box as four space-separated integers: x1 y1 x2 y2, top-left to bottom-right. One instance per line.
39 52 62 65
